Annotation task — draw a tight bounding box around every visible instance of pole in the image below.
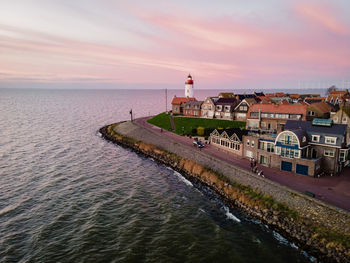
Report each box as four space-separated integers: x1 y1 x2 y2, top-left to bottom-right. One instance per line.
165 88 168 113
130 109 133 122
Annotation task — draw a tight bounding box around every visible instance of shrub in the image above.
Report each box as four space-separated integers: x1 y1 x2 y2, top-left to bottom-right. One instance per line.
197 127 205 136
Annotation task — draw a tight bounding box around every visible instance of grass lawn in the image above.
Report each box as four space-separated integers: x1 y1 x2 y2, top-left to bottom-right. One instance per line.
174 116 245 135
147 113 245 135
147 112 172 130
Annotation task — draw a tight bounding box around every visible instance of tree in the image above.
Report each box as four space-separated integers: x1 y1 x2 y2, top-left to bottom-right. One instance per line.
326 85 337 95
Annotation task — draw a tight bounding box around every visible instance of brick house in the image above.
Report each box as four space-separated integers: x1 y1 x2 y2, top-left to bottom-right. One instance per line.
201 97 219 118
171 96 196 115
243 119 349 176
233 98 259 121
182 100 203 117
214 98 238 120
246 103 308 133
284 119 349 175
331 105 350 146
325 89 350 106
306 101 331 121
209 128 248 156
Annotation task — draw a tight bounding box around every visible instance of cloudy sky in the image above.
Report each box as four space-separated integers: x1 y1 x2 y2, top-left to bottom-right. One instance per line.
0 0 349 89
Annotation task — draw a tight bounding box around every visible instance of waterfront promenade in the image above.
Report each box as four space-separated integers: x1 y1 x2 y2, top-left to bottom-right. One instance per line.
134 116 350 212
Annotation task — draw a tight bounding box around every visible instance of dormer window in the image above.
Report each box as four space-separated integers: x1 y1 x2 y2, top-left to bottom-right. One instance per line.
312 135 320 142
325 136 337 145
308 111 315 116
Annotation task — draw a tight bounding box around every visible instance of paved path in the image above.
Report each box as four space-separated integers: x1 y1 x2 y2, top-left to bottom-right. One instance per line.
169 115 175 131
134 116 350 212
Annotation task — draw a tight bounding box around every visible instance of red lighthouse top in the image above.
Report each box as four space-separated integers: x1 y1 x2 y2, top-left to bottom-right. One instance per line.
185 74 193 85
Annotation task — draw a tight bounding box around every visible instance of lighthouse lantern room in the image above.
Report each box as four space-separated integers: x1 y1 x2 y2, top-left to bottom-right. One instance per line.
185 74 194 98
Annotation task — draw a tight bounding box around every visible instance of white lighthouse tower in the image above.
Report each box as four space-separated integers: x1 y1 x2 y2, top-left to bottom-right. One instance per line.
185 74 194 98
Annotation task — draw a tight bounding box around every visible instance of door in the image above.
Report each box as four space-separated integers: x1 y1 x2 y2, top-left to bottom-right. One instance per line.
281 161 292 172
311 149 317 159
296 164 308 176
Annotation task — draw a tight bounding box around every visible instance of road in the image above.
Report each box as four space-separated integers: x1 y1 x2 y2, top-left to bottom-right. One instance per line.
135 116 350 212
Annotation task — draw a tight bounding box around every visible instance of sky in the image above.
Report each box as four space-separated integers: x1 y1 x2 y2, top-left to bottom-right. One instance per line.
0 0 350 90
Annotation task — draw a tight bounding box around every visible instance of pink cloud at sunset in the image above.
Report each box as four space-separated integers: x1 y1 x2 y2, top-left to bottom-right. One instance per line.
0 0 349 89
294 2 349 36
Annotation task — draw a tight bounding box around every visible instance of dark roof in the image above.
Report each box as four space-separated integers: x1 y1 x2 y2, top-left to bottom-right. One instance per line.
215 98 237 105
285 120 346 135
236 94 256 101
305 99 323 104
219 128 248 141
290 128 308 147
182 100 203 107
284 120 347 147
254 92 265 97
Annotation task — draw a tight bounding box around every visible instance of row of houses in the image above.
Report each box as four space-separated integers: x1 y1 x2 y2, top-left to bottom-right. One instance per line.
209 119 350 177
172 93 336 125
171 76 350 177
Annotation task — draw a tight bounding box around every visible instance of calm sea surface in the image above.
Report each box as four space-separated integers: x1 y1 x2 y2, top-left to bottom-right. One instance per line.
0 89 316 263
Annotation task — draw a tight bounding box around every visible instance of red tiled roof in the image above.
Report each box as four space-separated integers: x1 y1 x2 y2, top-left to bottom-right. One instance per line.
265 92 285 98
308 101 332 113
304 97 326 100
171 97 196 105
260 97 273 103
248 103 308 115
275 92 285 97
289 94 300 99
330 90 348 95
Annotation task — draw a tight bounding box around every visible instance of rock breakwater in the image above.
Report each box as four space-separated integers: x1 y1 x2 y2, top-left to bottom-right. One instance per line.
100 122 350 263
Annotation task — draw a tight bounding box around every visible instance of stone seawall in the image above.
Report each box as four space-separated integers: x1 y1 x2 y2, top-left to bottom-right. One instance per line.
99 122 350 263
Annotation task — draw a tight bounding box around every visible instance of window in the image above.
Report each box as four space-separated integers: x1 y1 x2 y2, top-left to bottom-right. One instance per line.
339 149 348 162
260 155 267 164
325 136 337 145
280 148 299 158
290 114 301 120
250 112 259 117
308 111 315 116
312 135 320 142
334 117 338 123
208 106 212 110
342 117 347 123
251 140 255 147
324 150 335 157
246 140 250 146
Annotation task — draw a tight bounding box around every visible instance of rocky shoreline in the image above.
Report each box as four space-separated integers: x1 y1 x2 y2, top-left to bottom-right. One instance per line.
99 123 350 263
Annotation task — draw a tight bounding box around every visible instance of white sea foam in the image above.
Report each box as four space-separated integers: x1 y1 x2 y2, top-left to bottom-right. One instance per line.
174 171 193 187
223 206 241 222
199 208 206 214
166 166 174 171
272 231 289 246
97 132 102 137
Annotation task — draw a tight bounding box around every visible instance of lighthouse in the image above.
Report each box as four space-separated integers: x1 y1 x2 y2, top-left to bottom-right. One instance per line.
185 74 194 98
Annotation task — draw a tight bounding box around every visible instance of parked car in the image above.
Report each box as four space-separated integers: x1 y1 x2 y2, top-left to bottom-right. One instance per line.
193 141 204 148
